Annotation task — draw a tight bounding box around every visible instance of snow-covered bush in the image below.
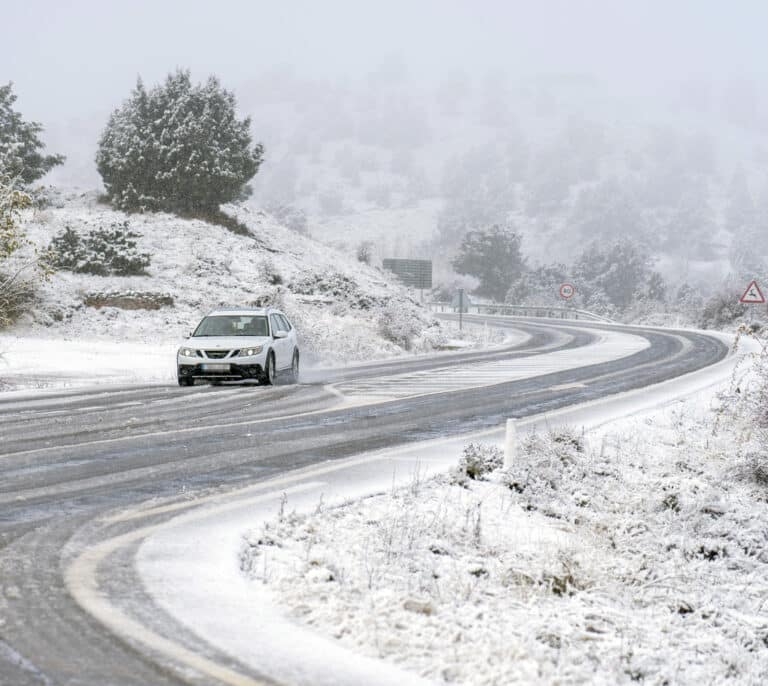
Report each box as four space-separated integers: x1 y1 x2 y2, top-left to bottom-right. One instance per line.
290 270 381 310
452 442 504 483
700 291 747 330
96 70 263 214
0 177 41 326
257 258 283 286
503 428 586 506
376 300 424 351
49 221 150 276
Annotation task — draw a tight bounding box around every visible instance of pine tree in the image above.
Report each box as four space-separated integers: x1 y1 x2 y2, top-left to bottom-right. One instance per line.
452 225 526 301
0 83 65 185
96 71 264 214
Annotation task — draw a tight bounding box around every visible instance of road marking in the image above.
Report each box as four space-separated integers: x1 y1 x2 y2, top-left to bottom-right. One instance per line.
64 331 739 686
66 483 322 686
548 383 587 391
0 330 647 466
332 330 649 402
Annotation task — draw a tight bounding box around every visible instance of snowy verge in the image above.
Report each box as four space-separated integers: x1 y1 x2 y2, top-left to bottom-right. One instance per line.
0 334 176 393
241 383 768 684
0 318 517 394
134 332 749 686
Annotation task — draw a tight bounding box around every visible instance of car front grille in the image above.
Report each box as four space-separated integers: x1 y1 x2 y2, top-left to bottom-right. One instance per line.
205 350 230 359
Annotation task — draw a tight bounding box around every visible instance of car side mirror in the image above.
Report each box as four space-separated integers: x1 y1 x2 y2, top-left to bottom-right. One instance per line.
274 330 288 339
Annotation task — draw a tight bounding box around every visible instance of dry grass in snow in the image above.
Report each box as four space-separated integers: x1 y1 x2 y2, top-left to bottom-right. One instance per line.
242 343 768 684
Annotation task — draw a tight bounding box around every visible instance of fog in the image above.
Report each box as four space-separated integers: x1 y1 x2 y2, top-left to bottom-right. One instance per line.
6 2 767 143
4 1 768 294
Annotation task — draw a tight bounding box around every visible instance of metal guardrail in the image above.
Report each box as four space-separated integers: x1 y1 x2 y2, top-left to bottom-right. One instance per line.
427 302 614 324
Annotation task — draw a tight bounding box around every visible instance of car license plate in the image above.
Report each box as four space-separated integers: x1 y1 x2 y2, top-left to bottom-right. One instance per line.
202 363 230 372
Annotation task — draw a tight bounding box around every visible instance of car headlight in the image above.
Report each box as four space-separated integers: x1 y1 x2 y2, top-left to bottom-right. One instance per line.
243 346 263 356
179 347 199 358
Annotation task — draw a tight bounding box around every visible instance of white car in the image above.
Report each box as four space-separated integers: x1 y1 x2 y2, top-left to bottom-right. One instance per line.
177 307 299 386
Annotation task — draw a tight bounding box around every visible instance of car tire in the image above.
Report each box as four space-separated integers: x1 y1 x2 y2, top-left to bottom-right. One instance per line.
261 352 276 386
178 376 193 387
290 350 300 383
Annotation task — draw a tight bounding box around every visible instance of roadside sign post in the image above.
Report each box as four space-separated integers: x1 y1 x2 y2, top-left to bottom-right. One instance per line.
459 288 464 331
382 259 433 302
739 280 765 305
739 280 766 323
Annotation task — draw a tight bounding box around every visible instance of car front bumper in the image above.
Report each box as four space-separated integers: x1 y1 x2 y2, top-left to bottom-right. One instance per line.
177 362 264 380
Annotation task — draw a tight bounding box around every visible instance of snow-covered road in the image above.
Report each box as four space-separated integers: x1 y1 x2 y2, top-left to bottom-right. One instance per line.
0 318 732 686
130 324 736 686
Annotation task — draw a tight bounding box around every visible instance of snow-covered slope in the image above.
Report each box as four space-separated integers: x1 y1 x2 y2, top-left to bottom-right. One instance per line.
17 188 459 365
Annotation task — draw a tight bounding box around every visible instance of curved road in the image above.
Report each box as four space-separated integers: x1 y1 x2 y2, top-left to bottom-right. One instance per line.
0 317 727 685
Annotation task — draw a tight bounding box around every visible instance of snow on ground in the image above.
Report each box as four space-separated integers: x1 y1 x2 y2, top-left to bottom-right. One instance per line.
0 335 176 392
136 329 752 686
3 187 505 391
17 189 463 354
240 339 768 685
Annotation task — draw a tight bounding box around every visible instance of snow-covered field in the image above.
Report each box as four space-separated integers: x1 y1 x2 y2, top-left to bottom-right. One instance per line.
239 336 768 685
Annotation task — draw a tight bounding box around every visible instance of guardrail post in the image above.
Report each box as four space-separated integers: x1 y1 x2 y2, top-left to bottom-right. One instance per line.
504 419 517 470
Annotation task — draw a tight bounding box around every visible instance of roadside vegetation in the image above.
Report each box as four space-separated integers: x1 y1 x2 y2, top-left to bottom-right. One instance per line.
96 70 263 230
242 353 768 683
0 82 64 185
0 177 50 327
48 221 150 276
0 84 62 327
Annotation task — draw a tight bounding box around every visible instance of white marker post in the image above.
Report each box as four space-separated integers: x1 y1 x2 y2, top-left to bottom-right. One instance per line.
504 418 517 470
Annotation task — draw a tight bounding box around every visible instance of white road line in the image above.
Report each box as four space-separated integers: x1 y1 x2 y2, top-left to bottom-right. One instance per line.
66 483 324 686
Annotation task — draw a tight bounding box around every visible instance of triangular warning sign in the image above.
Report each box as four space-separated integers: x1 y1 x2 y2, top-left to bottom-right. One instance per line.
739 280 766 304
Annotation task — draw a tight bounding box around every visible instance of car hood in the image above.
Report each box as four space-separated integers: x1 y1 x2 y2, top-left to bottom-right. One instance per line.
185 336 271 349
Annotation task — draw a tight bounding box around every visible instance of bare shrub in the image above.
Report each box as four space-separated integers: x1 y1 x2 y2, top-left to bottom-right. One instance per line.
356 241 373 265
700 292 747 330
0 275 35 326
258 258 283 286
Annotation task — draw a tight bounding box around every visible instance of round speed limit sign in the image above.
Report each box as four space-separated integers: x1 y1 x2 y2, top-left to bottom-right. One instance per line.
559 283 576 300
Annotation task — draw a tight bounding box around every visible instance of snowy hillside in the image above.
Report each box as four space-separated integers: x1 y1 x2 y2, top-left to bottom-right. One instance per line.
16 188 463 366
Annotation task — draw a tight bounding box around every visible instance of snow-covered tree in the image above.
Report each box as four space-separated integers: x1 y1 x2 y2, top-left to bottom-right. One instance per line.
506 263 570 307
452 225 526 301
0 83 64 185
96 71 263 214
0 176 43 326
574 240 654 311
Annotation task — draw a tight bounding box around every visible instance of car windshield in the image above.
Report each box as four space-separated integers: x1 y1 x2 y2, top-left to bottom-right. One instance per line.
193 315 269 337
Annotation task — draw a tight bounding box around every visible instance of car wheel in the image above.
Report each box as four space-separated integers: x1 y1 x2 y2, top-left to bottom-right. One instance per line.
178 376 193 387
261 352 275 386
290 351 300 383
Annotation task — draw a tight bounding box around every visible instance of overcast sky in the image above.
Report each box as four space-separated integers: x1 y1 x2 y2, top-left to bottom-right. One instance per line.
4 0 768 120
